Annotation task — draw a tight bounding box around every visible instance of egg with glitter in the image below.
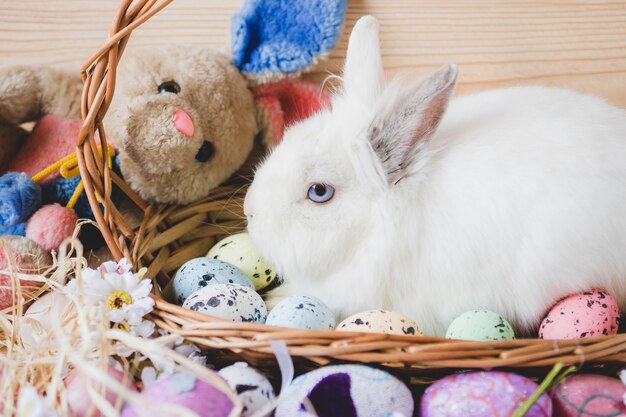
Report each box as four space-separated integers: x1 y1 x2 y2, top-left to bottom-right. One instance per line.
183 283 267 323
550 374 626 417
445 309 515 341
218 362 275 417
420 371 552 417
337 310 421 336
120 372 234 417
275 365 413 417
172 258 253 305
539 289 620 339
266 295 335 330
206 233 276 290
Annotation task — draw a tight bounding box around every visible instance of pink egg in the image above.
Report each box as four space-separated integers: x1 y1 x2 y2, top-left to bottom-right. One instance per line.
420 371 552 417
120 372 234 417
551 374 626 417
65 365 137 417
539 289 620 339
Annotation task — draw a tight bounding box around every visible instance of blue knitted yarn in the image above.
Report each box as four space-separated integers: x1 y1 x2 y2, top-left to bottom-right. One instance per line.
0 222 26 236
0 172 42 227
231 0 346 76
42 156 124 220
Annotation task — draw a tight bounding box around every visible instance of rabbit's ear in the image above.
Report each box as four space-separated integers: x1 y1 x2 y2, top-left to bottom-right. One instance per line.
369 64 458 186
343 16 385 105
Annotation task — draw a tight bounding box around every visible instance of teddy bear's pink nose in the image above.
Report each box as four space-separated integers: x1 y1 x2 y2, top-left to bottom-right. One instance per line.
173 108 195 138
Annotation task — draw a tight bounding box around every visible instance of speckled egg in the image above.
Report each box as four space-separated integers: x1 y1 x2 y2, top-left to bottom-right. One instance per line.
266 296 335 330
120 372 234 417
421 371 552 417
539 289 620 339
446 309 515 341
173 258 253 305
275 365 413 417
206 233 276 291
337 310 421 336
218 362 275 417
183 283 267 323
551 374 626 417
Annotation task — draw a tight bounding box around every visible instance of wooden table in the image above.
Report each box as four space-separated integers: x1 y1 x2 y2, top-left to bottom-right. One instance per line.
1 0 625 106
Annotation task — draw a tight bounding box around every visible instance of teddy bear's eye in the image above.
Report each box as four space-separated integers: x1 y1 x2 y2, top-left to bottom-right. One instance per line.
157 81 180 94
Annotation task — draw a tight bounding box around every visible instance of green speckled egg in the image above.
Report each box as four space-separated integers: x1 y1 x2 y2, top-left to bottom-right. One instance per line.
445 309 515 341
206 233 276 291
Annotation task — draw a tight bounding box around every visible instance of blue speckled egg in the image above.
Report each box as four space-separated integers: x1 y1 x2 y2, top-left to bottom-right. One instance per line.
275 365 413 417
173 258 253 305
218 362 275 417
182 284 267 323
266 296 335 330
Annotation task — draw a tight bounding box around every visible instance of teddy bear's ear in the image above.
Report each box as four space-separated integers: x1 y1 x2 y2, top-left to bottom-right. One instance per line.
231 0 347 83
253 79 331 148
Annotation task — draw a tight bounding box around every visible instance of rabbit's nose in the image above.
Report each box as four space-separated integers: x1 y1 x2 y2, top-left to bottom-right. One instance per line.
173 108 195 137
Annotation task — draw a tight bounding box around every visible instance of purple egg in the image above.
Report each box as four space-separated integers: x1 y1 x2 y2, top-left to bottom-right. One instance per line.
421 371 552 417
120 372 234 417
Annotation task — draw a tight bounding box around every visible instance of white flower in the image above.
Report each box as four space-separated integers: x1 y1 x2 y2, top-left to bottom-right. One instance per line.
67 259 154 326
17 385 58 417
139 331 205 388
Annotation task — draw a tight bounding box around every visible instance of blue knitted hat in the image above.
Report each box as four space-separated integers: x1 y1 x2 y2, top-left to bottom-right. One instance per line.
231 0 346 79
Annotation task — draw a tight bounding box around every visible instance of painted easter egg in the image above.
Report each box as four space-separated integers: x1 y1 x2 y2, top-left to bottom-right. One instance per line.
0 235 51 309
539 289 620 339
337 310 421 336
445 309 515 341
421 371 552 417
172 258 253 305
275 365 413 417
65 365 137 417
266 295 335 330
551 374 626 417
183 283 267 323
120 372 234 417
206 233 276 290
218 362 275 417
20 291 75 350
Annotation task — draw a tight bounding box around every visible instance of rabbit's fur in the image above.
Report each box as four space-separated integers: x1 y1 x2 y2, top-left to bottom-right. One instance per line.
245 16 626 336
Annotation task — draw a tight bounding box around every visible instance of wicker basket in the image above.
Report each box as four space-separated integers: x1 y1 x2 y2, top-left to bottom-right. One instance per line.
77 0 626 383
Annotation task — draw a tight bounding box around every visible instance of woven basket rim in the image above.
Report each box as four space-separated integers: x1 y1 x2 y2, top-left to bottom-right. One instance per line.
77 0 626 379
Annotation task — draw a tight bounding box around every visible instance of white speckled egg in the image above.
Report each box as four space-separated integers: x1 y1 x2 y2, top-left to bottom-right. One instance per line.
173 258 253 305
207 233 276 291
182 284 267 323
266 296 335 330
337 310 422 336
446 309 515 341
275 365 413 417
218 362 275 417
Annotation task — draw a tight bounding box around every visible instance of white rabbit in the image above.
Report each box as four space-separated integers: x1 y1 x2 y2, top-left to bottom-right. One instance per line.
244 16 626 337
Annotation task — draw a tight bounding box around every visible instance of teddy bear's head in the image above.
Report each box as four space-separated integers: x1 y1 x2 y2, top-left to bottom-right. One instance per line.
105 46 258 204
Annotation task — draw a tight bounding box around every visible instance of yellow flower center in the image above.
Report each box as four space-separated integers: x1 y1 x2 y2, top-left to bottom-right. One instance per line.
116 321 131 332
107 290 132 310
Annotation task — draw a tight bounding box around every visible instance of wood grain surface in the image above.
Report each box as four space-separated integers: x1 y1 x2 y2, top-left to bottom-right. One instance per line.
1 0 625 106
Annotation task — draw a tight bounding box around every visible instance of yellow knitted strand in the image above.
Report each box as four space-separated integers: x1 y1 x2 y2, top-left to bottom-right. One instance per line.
30 145 115 209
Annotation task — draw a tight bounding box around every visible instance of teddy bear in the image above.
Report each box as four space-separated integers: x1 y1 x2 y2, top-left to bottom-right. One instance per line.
0 0 346 252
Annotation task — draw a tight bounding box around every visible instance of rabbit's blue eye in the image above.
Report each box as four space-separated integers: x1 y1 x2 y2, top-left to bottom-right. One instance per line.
308 183 335 203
